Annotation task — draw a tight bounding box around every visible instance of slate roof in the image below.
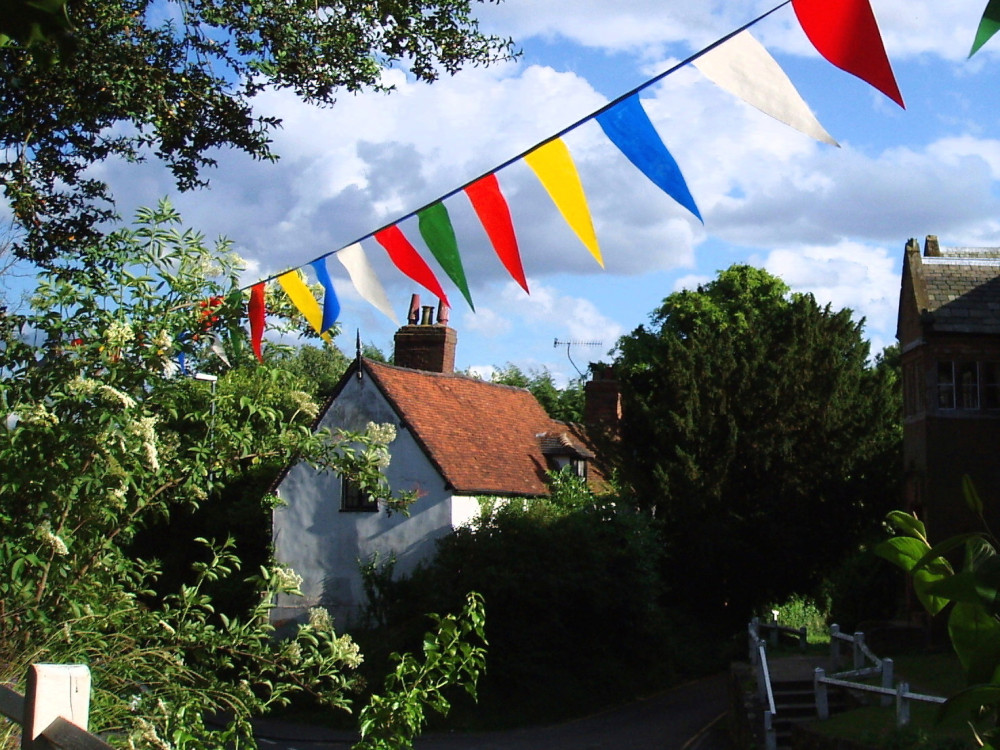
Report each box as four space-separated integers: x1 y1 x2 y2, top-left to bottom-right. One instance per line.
359 359 597 497
915 251 1000 334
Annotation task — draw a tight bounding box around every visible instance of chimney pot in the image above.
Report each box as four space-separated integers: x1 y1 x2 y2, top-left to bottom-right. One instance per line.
407 294 421 325
437 300 450 326
420 306 434 325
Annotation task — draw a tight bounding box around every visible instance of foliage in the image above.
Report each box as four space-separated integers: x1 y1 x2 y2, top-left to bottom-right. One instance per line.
0 202 475 748
876 482 1000 748
0 0 515 261
367 472 681 726
354 592 486 750
269 343 351 400
489 362 585 423
613 265 901 627
764 594 830 643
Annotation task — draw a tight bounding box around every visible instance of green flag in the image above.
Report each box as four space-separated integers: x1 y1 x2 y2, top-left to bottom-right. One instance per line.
971 0 1000 56
418 202 474 311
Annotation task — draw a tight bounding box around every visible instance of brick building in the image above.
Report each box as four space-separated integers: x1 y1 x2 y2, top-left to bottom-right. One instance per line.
897 236 1000 540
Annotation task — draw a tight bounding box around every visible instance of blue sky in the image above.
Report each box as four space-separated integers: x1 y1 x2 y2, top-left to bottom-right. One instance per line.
84 0 1000 383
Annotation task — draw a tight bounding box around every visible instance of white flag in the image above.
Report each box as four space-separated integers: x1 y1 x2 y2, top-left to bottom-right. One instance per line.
694 30 838 147
335 242 398 324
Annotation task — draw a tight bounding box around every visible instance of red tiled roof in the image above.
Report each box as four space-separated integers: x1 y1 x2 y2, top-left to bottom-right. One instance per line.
360 359 593 497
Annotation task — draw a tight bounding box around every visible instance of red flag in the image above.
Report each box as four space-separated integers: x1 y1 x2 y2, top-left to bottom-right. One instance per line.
249 283 265 362
792 0 904 109
464 174 529 294
374 225 451 307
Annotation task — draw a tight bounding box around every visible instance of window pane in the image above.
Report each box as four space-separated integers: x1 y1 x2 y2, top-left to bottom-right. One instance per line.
959 362 979 409
985 362 1000 410
937 361 955 409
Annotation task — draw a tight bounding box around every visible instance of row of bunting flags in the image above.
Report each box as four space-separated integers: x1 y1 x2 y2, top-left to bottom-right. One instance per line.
232 0 1000 361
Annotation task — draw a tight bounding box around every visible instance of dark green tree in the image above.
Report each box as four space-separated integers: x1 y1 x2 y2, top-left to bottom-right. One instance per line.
489 363 585 423
614 265 901 627
0 0 515 261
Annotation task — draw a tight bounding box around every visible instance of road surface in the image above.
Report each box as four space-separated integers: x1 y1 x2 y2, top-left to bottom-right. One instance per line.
255 672 732 750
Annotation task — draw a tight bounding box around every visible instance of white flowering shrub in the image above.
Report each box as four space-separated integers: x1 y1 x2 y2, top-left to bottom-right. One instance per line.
0 202 483 750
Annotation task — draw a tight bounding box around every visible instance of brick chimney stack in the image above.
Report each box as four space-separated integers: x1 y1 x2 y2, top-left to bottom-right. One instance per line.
393 294 457 374
584 364 621 439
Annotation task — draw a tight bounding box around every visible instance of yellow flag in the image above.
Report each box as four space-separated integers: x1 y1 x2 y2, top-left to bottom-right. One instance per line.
524 138 603 267
277 270 332 342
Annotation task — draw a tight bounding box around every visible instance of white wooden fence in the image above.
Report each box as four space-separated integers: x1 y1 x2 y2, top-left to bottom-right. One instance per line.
748 617 949 745
0 665 112 750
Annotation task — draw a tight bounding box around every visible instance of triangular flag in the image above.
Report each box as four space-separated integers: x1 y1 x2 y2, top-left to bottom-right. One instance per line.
693 30 838 146
595 94 703 223
249 282 265 362
335 243 398 324
310 258 341 333
791 0 904 109
464 174 528 294
277 270 332 342
374 225 451 308
524 138 603 267
417 202 474 310
971 0 1000 57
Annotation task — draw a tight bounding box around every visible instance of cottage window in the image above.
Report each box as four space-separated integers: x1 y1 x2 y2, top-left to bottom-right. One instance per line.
341 477 378 512
570 458 588 479
937 361 955 409
958 362 980 409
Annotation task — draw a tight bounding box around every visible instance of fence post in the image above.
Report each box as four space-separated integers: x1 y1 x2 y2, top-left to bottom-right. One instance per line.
814 668 829 720
853 632 865 671
23 664 91 750
830 624 841 666
881 658 894 708
798 626 807 652
896 681 910 727
770 611 779 647
764 709 777 750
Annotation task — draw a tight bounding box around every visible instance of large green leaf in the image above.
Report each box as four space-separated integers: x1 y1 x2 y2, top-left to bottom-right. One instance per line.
939 683 1000 724
876 537 950 615
948 601 1000 676
884 511 929 544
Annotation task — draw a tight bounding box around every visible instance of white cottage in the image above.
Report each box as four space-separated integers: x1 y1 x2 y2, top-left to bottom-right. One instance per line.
271 299 610 628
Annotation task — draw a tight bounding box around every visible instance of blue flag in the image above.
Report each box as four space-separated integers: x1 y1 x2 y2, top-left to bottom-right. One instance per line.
311 258 341 333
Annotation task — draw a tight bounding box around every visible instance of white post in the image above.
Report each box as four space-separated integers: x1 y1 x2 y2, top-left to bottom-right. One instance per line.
764 709 777 750
23 664 91 750
896 681 911 727
770 610 779 647
814 668 829 719
881 658 894 708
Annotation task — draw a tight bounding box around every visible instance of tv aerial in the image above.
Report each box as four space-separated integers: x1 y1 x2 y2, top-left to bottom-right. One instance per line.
553 339 602 378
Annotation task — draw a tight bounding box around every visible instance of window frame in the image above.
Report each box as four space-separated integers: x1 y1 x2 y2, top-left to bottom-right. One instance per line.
340 476 378 512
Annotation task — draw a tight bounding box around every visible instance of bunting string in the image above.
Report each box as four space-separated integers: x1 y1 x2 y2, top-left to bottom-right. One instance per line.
229 0 983 351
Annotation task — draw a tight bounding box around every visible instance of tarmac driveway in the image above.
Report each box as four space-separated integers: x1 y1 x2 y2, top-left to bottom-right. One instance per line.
255 672 731 750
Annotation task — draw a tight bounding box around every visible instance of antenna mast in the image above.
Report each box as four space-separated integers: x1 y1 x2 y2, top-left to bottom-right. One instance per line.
553 339 603 378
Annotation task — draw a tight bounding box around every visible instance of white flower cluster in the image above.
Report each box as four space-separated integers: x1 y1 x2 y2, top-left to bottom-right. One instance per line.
334 634 363 669
289 390 319 420
308 606 332 631
17 403 59 427
129 415 160 472
98 384 137 410
365 422 397 444
68 376 99 398
36 521 69 556
105 320 135 349
272 564 303 592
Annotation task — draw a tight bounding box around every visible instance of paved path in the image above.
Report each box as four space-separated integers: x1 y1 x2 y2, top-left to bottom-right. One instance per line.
255 672 732 750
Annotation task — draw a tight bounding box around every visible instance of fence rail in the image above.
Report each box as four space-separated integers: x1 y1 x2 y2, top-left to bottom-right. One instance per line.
0 665 112 750
747 617 949 740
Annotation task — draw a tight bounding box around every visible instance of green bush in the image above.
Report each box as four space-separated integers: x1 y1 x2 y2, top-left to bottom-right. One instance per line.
362 474 683 726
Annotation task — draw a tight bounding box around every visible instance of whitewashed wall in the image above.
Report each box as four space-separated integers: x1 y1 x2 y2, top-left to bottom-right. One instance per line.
271 370 459 629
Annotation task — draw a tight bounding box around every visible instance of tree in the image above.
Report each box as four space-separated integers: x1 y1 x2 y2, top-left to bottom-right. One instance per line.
614 265 901 626
489 363 585 423
0 0 515 261
0 202 485 749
